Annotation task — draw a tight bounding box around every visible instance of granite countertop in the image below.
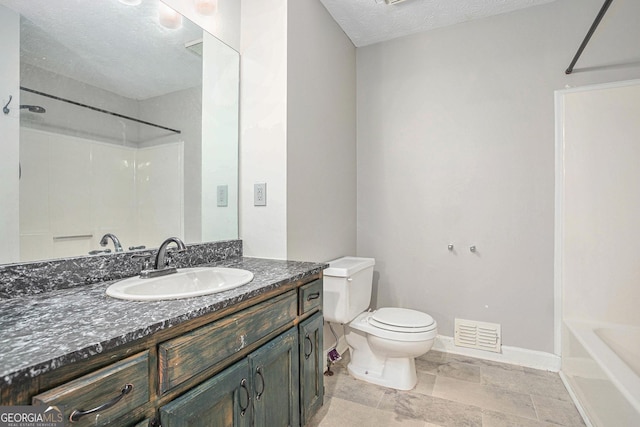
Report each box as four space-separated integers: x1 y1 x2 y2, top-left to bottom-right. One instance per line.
0 257 326 388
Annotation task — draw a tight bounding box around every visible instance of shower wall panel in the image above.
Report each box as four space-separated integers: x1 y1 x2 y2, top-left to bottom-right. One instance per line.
135 142 185 249
19 128 183 261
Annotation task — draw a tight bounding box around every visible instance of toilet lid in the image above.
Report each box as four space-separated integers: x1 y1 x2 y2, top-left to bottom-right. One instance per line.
369 307 436 333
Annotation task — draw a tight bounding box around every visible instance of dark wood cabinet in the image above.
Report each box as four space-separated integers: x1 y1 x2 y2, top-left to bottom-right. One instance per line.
299 312 324 425
161 327 301 427
250 328 300 427
4 274 324 426
32 351 150 427
160 359 252 427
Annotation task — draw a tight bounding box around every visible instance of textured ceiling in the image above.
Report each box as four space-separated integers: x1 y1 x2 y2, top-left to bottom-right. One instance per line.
0 0 203 100
319 0 557 47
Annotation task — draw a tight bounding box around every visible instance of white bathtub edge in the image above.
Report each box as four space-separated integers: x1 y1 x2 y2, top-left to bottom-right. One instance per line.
559 370 594 427
564 319 640 414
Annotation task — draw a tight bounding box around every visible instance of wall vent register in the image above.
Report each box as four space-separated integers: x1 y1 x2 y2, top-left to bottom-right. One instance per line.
454 318 501 353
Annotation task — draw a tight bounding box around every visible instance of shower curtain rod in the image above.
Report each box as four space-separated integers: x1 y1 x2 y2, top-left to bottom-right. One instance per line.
20 86 181 134
565 0 613 75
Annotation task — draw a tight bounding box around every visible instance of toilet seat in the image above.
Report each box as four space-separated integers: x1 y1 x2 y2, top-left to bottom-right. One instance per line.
369 307 436 333
348 310 438 342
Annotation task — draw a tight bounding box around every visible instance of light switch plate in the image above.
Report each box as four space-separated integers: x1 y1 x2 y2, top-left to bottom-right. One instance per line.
217 185 228 207
254 183 266 206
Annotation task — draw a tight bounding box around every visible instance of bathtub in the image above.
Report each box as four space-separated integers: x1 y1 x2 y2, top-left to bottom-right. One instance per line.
562 320 640 426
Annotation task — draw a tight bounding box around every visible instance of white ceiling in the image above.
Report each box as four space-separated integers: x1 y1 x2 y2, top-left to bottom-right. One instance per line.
319 0 557 47
0 0 204 100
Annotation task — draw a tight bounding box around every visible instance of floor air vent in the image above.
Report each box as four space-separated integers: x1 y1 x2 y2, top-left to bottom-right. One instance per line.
454 318 501 353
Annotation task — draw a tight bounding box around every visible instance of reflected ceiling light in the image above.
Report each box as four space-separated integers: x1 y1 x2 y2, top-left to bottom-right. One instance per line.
158 3 183 29
119 0 142 5
195 0 218 15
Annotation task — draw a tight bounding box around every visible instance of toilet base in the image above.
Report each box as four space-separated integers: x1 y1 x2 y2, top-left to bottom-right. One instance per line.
347 356 418 390
344 311 436 391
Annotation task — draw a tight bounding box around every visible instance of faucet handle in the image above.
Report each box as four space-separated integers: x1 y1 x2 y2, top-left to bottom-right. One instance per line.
132 252 154 270
89 249 112 255
164 253 183 268
163 245 186 268
164 254 174 268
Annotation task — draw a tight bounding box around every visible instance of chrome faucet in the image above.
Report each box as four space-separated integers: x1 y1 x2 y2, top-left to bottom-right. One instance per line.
138 237 187 279
99 233 123 253
155 237 186 270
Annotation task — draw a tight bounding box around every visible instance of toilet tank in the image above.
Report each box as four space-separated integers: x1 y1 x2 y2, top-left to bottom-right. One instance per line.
323 257 375 324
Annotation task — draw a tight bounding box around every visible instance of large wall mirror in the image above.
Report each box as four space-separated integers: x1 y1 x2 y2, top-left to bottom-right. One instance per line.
0 0 239 264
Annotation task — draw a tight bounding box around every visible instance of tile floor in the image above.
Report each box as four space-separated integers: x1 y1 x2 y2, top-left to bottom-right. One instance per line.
309 350 586 427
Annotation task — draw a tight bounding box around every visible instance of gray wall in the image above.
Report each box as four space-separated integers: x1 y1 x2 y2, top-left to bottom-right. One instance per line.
356 0 640 353
239 0 357 262
287 0 357 262
240 0 288 258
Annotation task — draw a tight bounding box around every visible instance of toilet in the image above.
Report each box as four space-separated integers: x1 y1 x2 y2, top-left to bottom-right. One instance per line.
323 256 437 390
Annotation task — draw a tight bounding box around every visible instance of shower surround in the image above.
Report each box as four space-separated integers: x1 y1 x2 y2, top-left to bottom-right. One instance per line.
556 79 640 426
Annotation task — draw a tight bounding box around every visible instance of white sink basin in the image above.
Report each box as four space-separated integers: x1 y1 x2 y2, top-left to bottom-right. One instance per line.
106 267 254 301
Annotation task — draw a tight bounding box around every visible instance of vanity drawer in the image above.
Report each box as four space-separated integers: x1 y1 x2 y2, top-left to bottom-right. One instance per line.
299 279 323 315
33 351 150 427
158 290 298 393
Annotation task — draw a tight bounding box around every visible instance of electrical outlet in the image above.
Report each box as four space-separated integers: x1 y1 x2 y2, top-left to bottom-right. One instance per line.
254 183 266 206
217 185 228 207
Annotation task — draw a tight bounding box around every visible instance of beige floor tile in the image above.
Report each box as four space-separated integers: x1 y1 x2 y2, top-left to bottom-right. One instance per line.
413 371 437 396
314 349 586 427
420 351 525 372
325 367 388 408
482 409 562 427
415 357 482 383
432 375 538 420
309 396 429 427
306 396 334 427
378 389 483 427
531 395 586 427
481 365 572 402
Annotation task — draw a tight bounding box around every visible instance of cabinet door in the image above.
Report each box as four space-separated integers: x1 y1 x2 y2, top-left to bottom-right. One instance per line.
299 312 324 425
249 328 300 427
160 359 252 427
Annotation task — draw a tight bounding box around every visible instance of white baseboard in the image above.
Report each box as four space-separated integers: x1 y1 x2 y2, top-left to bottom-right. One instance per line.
434 335 561 372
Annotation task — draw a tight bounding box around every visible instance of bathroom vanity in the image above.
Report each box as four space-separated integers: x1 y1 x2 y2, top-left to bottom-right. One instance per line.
0 256 325 427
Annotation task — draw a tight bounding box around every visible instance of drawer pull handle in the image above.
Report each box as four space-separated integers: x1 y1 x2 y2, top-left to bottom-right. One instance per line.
304 334 313 360
69 383 133 422
306 292 320 301
255 367 265 401
239 378 250 416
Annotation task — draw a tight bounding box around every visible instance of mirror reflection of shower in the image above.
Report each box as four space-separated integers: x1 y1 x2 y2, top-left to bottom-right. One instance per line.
20 104 46 113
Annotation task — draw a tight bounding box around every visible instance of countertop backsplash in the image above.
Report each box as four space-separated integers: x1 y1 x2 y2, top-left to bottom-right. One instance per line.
0 240 243 300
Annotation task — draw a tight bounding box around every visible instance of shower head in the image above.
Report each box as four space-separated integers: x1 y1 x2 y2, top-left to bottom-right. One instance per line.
20 105 46 113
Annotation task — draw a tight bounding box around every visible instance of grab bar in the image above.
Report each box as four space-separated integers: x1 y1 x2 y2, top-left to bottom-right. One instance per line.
53 234 93 240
